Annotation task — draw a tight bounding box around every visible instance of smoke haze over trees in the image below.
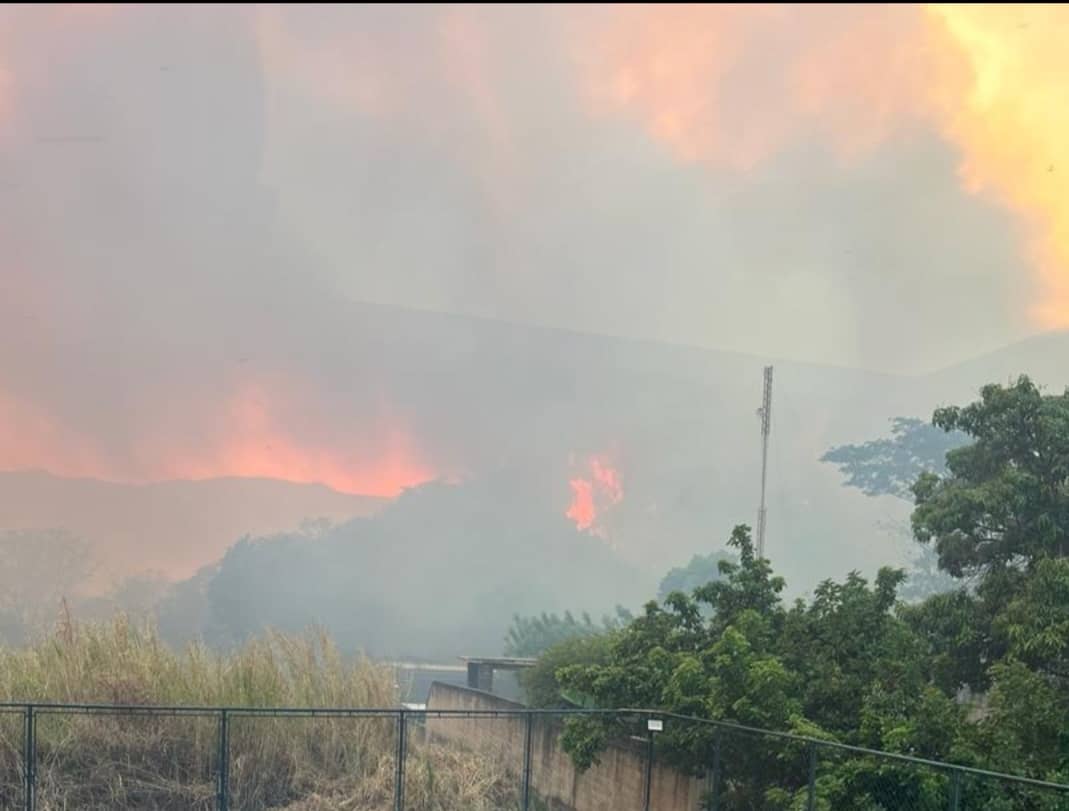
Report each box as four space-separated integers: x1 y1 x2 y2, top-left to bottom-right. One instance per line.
4 6 1069 688
187 478 650 659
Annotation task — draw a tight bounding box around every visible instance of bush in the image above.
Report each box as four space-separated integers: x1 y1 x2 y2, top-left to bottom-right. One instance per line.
520 633 615 708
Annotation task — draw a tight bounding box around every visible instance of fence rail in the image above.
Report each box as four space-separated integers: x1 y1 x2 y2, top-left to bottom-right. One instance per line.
0 701 1066 810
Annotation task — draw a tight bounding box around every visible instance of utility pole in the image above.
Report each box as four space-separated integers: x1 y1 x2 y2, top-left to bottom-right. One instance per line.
756 365 773 559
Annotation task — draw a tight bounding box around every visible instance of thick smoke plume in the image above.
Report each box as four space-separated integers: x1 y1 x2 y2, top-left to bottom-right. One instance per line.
2 5 1069 589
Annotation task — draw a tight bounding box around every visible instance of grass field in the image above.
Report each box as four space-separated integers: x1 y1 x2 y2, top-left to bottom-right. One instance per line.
0 614 518 810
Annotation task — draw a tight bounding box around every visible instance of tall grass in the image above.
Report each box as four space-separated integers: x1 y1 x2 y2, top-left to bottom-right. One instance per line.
0 611 395 708
0 615 516 810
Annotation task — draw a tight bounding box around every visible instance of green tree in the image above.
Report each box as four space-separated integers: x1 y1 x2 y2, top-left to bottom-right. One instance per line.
520 632 616 707
995 557 1069 679
780 567 922 738
972 658 1069 783
823 417 966 600
657 550 735 606
912 377 1069 581
556 525 964 808
821 417 967 500
503 608 631 658
897 589 989 694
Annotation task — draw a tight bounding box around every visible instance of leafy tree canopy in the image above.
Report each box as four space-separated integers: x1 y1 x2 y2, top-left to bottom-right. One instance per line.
821 417 968 500
503 608 631 658
657 550 736 608
913 377 1069 581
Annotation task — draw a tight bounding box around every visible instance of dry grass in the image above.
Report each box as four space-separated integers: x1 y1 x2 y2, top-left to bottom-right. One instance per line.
0 615 519 810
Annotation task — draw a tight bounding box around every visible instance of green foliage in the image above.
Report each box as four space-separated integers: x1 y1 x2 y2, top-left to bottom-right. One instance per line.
996 557 1069 676
558 525 931 787
657 550 735 606
821 417 968 500
898 589 990 693
912 376 1069 580
898 543 959 603
975 659 1069 779
822 418 964 600
520 632 616 708
503 607 631 658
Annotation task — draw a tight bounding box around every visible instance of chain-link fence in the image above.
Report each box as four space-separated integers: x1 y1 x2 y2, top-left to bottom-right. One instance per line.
0 702 1066 810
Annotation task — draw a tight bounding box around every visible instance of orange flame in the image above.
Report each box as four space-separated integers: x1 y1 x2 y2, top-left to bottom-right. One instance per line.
0 390 118 481
923 5 1069 326
566 478 595 531
0 382 436 498
153 382 436 498
566 454 623 534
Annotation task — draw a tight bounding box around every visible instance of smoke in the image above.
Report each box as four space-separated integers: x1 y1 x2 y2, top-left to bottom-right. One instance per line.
572 5 938 169
924 6 1069 327
250 4 1038 371
0 3 1065 509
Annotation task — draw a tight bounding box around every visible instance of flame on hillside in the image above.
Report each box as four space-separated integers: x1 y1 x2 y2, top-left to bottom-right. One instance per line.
566 454 623 535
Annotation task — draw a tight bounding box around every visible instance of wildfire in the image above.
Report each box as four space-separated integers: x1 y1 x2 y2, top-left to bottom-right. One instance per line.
0 389 119 481
577 5 935 171
156 382 435 498
8 4 1069 500
566 478 595 530
578 4 1069 325
566 454 623 534
0 382 436 499
924 5 1069 326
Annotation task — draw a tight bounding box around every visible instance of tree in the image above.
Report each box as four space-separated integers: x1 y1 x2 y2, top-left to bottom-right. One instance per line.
503 608 630 658
821 417 968 500
994 557 1069 679
657 550 735 607
556 525 957 807
519 632 616 707
970 658 1069 783
822 417 967 600
912 377 1069 581
780 567 921 738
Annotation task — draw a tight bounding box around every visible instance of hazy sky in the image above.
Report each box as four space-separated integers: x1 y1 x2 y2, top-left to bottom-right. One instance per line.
1 4 1067 493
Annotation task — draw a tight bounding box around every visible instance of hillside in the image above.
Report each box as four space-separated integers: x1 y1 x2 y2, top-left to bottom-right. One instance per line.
0 471 383 583
3 306 1067 600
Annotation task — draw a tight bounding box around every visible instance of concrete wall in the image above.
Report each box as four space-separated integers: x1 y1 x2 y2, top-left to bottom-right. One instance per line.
425 683 706 811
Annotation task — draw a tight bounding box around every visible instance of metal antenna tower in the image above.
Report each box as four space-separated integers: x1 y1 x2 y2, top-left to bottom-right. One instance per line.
756 365 773 558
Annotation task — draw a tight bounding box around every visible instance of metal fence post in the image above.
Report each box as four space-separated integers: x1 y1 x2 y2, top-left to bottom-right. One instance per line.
521 711 533 810
806 741 817 811
23 705 35 811
949 769 962 811
217 709 230 811
709 727 722 811
643 719 655 811
394 709 407 811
